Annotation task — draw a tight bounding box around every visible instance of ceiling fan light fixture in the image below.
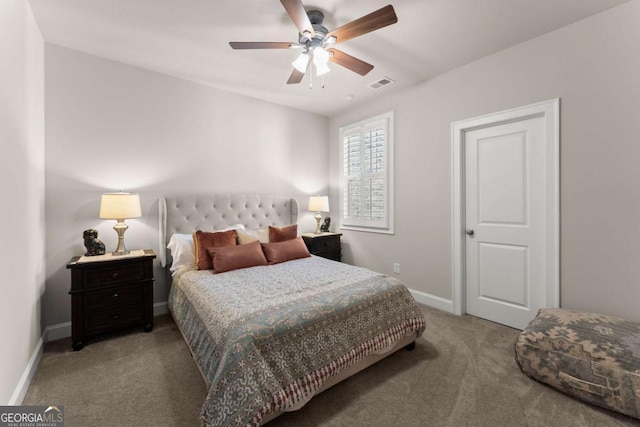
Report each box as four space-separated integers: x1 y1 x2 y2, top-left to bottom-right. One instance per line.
292 52 310 72
313 46 330 66
315 61 331 76
312 47 331 76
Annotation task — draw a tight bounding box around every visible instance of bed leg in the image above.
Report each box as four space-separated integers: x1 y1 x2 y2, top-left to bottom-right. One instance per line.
404 341 416 351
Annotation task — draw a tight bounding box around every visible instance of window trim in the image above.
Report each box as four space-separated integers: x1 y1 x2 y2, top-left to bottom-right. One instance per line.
338 111 394 235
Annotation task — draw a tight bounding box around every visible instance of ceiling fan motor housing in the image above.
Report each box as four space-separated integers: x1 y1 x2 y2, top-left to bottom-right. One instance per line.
307 10 325 25
299 10 328 46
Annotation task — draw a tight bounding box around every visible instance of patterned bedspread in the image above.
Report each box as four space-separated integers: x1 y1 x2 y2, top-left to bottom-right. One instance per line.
168 256 426 427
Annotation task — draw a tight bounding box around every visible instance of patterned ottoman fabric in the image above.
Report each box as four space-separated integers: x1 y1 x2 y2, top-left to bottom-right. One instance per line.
515 308 640 419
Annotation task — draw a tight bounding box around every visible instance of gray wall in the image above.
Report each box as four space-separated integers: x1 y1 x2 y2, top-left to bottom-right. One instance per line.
330 1 640 322
0 0 45 404
44 45 329 327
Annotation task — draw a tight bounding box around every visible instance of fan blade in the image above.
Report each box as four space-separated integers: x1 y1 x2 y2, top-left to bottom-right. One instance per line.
328 49 374 76
229 42 295 49
280 0 315 36
287 68 305 84
326 5 397 44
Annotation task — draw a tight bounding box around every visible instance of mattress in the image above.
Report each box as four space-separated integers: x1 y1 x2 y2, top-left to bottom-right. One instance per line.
168 255 426 427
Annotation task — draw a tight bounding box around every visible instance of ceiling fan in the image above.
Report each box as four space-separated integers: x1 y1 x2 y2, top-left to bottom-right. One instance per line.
229 0 398 85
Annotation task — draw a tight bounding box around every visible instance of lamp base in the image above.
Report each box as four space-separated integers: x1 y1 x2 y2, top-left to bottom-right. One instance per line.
314 212 322 234
112 219 130 255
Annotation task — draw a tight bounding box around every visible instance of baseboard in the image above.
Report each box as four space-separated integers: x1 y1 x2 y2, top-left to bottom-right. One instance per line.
8 335 44 405
46 322 71 342
154 301 168 316
408 288 454 313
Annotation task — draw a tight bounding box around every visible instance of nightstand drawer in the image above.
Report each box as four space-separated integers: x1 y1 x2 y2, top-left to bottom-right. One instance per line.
311 237 340 251
85 285 143 311
84 264 144 288
85 304 143 333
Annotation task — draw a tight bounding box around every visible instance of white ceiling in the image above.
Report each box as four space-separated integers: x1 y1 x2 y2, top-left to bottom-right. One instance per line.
29 0 629 117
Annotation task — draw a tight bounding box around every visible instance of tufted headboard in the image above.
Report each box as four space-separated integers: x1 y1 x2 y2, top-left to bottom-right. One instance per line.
158 194 298 267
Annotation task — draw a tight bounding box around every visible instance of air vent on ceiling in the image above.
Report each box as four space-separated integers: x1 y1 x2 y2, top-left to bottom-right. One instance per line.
368 77 395 90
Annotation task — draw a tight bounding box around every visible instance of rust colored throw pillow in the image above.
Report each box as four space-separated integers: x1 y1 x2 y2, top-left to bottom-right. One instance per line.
268 224 298 242
207 240 268 274
193 230 237 270
261 236 310 265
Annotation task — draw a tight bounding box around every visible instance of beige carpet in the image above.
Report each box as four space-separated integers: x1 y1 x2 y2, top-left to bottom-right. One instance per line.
24 305 639 426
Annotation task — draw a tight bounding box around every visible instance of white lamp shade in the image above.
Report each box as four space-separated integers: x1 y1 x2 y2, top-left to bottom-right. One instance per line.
308 196 329 212
313 48 331 76
315 61 331 76
313 47 330 65
292 52 310 73
99 193 142 219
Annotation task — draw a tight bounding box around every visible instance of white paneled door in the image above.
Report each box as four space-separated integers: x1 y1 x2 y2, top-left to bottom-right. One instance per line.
453 100 559 331
464 118 545 329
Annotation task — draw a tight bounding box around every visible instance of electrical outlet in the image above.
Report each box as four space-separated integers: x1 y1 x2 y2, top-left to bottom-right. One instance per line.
393 262 400 274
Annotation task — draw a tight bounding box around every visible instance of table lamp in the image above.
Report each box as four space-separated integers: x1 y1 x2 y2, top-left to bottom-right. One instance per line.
99 192 142 255
308 196 329 234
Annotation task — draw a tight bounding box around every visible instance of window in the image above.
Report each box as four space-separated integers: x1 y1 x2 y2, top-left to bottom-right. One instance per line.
339 111 394 234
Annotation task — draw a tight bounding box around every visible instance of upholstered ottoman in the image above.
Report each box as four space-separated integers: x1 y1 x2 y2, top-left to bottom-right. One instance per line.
515 308 640 419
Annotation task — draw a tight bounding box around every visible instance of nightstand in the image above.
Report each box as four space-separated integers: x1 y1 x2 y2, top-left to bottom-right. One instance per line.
302 232 342 261
67 249 156 351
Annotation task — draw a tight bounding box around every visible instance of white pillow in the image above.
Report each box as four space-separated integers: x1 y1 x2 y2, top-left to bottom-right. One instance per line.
167 224 246 272
167 234 195 273
237 227 270 244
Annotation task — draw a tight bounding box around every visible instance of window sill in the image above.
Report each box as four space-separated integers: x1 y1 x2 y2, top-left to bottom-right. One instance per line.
340 225 395 235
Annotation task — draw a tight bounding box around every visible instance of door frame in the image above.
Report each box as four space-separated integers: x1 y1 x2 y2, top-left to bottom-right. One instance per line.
450 99 560 316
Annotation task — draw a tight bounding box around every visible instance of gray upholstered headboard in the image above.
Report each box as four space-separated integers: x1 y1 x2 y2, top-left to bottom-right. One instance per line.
158 194 298 267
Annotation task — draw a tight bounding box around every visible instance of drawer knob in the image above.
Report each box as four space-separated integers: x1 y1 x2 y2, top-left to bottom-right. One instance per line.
112 293 119 298
112 272 119 279
113 314 119 320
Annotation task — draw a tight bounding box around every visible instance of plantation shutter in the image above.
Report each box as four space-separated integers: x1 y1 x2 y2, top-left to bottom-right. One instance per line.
339 112 393 233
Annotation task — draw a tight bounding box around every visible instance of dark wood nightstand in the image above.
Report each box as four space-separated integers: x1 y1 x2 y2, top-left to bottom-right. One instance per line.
67 249 156 351
302 232 342 261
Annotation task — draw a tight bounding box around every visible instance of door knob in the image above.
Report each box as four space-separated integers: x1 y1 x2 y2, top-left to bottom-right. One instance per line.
465 228 475 236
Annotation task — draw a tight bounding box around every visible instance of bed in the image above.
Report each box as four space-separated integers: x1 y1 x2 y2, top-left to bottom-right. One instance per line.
159 194 426 427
